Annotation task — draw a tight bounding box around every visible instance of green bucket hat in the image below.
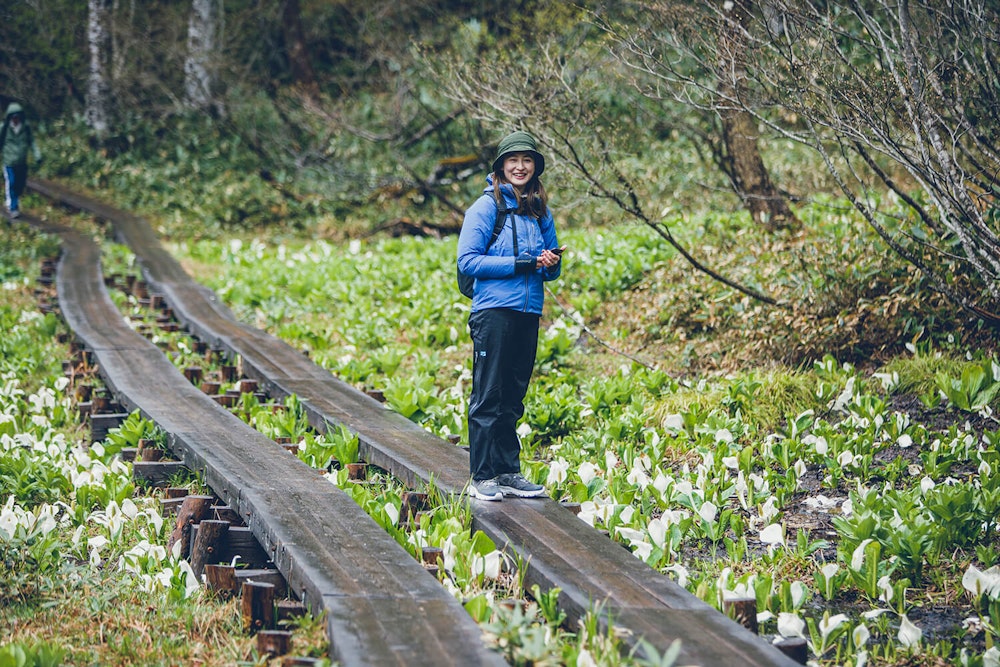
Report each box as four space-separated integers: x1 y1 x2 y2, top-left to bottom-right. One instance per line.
492 131 545 177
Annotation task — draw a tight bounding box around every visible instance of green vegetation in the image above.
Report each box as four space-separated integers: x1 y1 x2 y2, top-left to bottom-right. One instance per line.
4 2 1000 664
9 121 1000 663
0 230 335 666
157 209 998 666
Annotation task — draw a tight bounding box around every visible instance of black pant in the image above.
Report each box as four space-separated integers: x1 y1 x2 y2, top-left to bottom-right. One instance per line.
468 308 539 481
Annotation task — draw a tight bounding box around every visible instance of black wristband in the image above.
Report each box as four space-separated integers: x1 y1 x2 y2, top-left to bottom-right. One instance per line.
515 257 535 275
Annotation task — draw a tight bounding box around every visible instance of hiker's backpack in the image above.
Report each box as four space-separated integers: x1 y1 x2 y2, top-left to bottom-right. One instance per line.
457 199 514 298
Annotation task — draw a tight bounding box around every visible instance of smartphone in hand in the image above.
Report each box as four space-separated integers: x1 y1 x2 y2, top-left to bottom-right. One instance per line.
550 247 565 256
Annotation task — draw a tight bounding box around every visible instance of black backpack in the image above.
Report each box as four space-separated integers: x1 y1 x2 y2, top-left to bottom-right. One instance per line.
457 199 514 298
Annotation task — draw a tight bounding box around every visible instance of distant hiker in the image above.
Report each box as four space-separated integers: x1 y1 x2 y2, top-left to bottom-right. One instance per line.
456 130 565 501
1 102 41 219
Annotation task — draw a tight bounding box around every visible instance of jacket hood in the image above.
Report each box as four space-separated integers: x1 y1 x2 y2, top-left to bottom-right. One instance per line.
482 176 520 208
5 103 24 119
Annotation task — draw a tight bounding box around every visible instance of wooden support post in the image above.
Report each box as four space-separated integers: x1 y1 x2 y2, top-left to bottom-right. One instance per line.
346 462 366 481
242 581 275 633
561 502 582 515
204 564 239 598
401 492 428 523
183 366 203 383
282 658 322 666
190 519 230 578
722 596 758 635
774 637 808 664
168 495 215 559
133 461 187 488
137 439 163 461
421 546 443 566
92 394 109 413
235 569 288 598
276 600 307 622
219 526 272 567
91 413 128 442
257 630 293 658
160 497 186 516
421 546 442 577
211 505 242 524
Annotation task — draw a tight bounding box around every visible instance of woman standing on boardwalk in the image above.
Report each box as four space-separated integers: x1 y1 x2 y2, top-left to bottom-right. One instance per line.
456 131 564 501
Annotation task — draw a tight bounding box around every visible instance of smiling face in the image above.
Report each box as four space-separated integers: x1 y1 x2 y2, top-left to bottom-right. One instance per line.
502 152 536 188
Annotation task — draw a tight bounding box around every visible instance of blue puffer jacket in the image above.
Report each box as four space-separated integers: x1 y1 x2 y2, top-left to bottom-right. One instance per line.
457 179 560 315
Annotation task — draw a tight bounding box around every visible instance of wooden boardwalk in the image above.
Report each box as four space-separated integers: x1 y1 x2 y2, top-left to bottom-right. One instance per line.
25 212 505 667
30 178 802 666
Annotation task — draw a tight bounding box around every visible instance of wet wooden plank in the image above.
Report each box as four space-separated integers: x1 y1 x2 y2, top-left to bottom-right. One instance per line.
35 214 507 667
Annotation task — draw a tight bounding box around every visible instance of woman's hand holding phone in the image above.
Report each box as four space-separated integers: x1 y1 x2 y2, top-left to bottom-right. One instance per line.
539 246 566 267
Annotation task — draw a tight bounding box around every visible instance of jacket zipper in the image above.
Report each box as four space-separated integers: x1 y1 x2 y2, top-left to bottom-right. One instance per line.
521 215 537 312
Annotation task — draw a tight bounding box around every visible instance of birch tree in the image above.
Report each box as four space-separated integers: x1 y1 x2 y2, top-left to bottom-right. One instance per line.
86 0 112 136
184 0 221 111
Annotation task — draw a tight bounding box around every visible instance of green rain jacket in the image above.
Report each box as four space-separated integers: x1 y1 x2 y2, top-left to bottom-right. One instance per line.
1 103 41 167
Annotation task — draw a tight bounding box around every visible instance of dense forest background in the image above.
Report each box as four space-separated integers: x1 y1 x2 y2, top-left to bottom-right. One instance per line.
3 0 1000 365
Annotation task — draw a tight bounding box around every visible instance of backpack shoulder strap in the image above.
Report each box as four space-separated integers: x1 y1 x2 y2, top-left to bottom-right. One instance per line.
487 197 512 248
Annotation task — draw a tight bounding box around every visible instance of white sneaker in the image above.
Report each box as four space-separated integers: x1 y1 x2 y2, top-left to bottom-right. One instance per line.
469 477 503 501
9 210 20 219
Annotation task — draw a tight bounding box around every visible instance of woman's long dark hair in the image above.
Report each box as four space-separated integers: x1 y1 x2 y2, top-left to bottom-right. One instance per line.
492 162 548 219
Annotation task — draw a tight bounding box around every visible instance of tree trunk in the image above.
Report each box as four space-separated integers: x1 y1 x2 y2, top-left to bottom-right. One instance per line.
184 0 221 111
281 0 317 94
717 0 800 231
86 0 112 137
